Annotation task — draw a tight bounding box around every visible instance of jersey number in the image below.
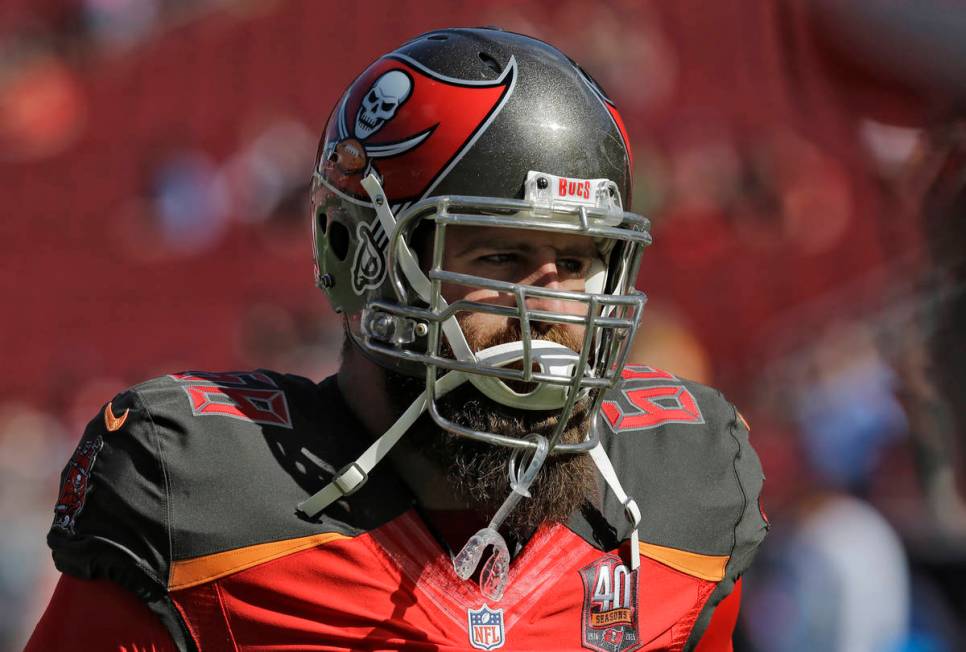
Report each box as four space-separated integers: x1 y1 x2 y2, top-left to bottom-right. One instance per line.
171 371 293 429
602 366 704 432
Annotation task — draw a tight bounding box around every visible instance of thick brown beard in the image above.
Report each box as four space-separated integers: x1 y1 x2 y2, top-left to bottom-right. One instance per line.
384 319 600 539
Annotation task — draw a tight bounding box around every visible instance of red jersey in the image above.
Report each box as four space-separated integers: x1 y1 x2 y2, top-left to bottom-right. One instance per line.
32 368 766 650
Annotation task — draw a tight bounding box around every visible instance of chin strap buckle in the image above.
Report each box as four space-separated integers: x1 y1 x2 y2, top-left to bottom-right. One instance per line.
333 462 368 496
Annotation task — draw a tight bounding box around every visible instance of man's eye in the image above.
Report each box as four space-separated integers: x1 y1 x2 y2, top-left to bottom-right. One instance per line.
479 253 518 265
558 258 590 275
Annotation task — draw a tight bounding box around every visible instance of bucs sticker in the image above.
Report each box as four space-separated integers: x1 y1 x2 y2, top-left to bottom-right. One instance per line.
316 52 517 296
53 435 104 532
467 604 505 650
579 554 641 652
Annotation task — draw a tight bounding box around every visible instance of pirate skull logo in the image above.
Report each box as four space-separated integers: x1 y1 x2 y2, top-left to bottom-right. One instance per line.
355 70 412 140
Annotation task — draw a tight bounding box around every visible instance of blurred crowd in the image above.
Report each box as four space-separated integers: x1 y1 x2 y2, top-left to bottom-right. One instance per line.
1 1 964 650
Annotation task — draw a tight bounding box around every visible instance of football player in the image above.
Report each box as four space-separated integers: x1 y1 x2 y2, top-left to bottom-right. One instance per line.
28 28 766 651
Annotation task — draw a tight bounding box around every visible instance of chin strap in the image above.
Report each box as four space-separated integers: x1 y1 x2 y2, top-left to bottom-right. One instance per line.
297 368 466 518
297 359 641 594
360 174 476 365
296 340 577 518
589 442 641 571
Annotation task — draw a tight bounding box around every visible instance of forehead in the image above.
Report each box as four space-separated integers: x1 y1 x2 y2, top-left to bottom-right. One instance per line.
443 225 598 255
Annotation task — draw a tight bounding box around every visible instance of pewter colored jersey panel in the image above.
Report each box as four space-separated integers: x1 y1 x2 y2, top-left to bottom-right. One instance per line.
47 373 414 591
568 368 768 563
47 364 764 652
565 367 768 650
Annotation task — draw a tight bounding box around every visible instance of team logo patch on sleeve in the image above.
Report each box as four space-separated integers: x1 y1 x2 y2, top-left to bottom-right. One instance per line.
467 604 505 650
579 554 641 652
53 436 104 532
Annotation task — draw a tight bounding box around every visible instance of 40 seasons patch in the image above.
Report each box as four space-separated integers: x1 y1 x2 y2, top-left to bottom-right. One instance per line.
53 435 104 532
467 604 505 650
579 554 641 652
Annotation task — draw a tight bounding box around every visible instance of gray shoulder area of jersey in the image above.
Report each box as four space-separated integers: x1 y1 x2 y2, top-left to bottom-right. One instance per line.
573 365 767 570
127 370 414 563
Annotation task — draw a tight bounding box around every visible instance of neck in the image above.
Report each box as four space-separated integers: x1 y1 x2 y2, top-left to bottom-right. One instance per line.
337 342 467 510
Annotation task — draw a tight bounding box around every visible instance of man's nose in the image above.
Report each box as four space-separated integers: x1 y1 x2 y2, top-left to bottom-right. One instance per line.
522 260 570 315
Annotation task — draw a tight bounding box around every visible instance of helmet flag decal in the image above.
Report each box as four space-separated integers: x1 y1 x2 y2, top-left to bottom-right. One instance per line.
574 65 633 174
319 53 516 205
319 53 517 295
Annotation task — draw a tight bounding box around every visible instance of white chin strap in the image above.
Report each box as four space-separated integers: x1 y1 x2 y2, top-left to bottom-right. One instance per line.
296 340 580 518
467 340 585 410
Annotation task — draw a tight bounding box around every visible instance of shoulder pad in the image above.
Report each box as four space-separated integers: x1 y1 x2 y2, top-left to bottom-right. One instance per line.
597 365 767 577
48 384 168 599
47 370 412 600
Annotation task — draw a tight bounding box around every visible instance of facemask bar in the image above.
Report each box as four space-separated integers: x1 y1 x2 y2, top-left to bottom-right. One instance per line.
359 176 650 455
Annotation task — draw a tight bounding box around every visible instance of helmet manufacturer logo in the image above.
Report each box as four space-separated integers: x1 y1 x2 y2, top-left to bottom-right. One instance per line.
579 554 641 652
352 217 389 295
467 604 505 650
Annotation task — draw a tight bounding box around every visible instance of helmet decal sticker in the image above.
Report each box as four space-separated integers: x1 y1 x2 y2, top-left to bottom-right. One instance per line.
318 54 517 296
352 216 389 295
319 54 517 205
354 69 413 140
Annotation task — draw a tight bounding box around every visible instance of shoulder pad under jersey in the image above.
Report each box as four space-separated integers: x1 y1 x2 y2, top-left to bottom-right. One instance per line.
47 370 412 621
577 365 768 646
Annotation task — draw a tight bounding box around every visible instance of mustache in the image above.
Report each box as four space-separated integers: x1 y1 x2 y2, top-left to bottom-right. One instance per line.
454 316 585 357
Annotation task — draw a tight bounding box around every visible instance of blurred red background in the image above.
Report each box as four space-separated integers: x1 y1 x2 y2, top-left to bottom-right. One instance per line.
1 1 964 650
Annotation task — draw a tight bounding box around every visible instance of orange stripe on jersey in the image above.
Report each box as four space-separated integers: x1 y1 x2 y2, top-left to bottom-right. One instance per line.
169 531 350 590
638 541 729 582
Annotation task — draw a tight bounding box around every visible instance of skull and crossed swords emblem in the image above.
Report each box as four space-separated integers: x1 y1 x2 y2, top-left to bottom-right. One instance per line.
325 68 432 179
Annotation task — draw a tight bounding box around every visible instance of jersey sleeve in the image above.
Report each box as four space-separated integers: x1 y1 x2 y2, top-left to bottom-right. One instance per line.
682 393 766 651
45 386 192 646
596 366 767 651
25 574 178 652
47 387 170 597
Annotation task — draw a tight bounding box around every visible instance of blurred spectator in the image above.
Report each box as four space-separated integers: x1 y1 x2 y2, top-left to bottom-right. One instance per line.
0 31 86 160
82 0 160 51
148 148 229 255
744 495 912 652
793 323 908 494
629 306 712 384
225 115 314 226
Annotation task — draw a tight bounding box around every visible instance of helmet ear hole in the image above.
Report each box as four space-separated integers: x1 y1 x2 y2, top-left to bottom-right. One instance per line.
328 221 350 261
316 210 328 235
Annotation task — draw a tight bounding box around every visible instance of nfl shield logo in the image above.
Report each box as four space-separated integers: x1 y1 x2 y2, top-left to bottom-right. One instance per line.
467 604 505 650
